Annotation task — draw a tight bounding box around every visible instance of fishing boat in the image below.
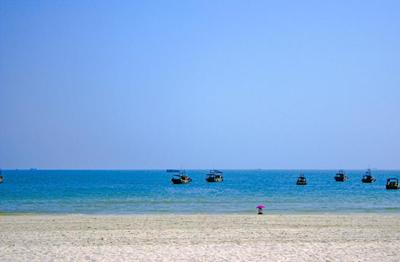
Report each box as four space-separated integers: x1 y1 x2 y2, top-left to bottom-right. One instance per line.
361 169 376 183
386 178 399 190
334 170 348 182
296 174 307 185
206 170 224 183
167 170 192 184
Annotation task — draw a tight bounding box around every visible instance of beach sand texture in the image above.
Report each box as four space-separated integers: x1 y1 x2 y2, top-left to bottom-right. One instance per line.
0 214 399 261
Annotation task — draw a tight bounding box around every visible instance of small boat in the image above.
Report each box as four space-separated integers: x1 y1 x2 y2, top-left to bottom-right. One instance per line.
206 170 224 183
167 170 192 184
334 170 348 182
386 178 399 190
362 169 376 183
166 169 180 173
0 169 3 184
296 174 307 185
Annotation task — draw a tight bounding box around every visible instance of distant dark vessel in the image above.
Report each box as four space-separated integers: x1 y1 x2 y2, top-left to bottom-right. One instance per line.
362 169 376 183
296 174 307 185
0 169 3 184
206 170 224 183
167 170 192 184
334 170 348 182
386 178 399 190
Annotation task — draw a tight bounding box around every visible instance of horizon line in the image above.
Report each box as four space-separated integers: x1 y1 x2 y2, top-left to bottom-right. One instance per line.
2 168 400 171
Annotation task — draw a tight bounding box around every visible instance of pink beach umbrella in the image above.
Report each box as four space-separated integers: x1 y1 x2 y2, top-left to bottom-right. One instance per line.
257 204 266 209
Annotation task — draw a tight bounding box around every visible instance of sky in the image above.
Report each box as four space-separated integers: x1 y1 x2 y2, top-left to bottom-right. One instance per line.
0 0 399 169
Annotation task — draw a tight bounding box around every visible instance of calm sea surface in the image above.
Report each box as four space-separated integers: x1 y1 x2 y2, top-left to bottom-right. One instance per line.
0 170 399 214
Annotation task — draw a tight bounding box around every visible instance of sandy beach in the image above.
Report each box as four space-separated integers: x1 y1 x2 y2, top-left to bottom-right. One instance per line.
0 214 399 261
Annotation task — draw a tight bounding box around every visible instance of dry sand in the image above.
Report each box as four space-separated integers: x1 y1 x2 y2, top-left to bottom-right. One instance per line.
0 214 399 261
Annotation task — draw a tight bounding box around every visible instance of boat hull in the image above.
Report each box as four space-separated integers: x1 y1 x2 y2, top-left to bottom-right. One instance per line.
171 178 192 184
386 184 399 190
206 177 223 183
362 178 376 183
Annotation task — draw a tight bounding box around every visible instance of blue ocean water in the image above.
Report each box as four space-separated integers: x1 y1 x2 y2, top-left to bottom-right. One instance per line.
0 170 399 214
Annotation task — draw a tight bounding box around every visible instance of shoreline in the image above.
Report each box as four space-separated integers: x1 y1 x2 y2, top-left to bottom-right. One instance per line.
2 209 400 216
1 213 399 261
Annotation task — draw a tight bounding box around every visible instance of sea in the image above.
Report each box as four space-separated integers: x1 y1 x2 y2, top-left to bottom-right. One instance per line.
0 170 399 214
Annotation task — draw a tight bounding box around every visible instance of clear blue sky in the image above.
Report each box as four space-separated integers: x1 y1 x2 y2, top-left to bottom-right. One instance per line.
1 1 399 169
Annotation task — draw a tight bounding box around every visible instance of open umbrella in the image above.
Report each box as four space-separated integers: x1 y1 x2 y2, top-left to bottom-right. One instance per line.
257 204 265 209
